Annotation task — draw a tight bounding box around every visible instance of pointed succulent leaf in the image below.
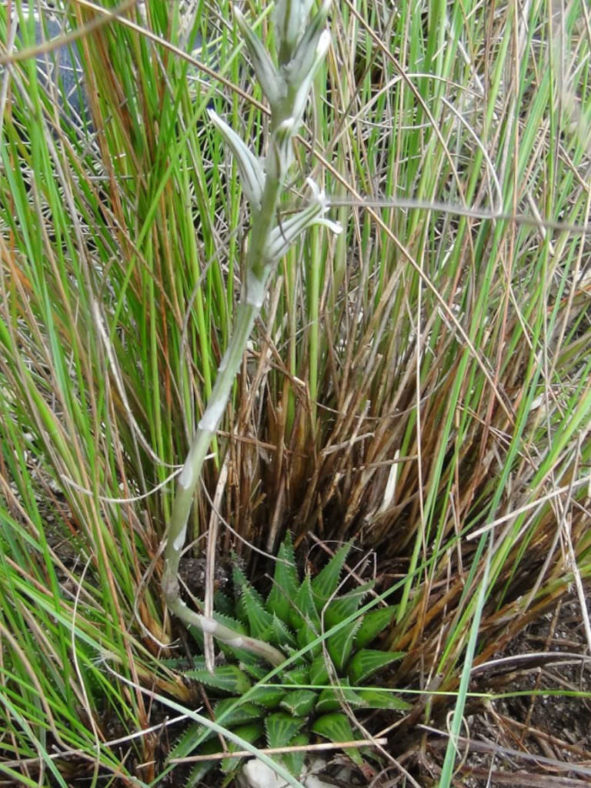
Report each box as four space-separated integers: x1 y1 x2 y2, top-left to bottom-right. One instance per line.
309 655 329 686
185 665 252 695
293 574 322 655
356 688 411 711
324 582 374 629
326 617 361 673
169 721 213 761
355 605 398 648
296 623 321 654
214 589 235 617
232 564 254 623
311 713 364 766
267 533 300 623
282 665 310 686
221 771 236 788
279 689 317 716
253 622 277 647
249 685 286 709
315 683 365 714
311 541 352 610
282 732 309 781
265 712 305 749
233 6 283 106
291 573 320 631
347 649 405 684
269 613 297 649
207 110 265 209
184 735 223 784
238 661 267 681
161 656 192 670
220 722 264 774
214 699 262 728
233 564 275 638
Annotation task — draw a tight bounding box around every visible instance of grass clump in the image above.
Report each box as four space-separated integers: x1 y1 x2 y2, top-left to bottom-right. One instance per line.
0 0 589 786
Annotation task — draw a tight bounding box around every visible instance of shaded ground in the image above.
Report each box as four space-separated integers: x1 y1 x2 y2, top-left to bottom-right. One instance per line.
408 593 591 788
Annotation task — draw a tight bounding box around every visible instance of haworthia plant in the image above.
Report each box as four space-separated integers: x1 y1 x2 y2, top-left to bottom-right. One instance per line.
162 0 341 666
169 534 408 784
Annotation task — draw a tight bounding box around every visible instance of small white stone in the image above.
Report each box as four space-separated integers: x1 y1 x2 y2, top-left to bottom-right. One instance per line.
236 759 285 788
237 756 337 788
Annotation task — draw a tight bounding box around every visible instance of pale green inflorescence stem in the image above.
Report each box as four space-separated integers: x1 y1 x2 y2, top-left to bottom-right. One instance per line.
162 1 340 667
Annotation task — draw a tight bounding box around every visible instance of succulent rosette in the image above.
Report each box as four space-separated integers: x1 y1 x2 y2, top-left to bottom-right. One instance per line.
170 535 408 784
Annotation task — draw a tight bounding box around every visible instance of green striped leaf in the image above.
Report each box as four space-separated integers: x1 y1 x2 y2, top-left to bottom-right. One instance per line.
214 699 261 728
324 582 373 629
238 661 267 681
233 564 275 638
220 722 264 774
309 655 329 686
248 685 286 709
265 712 306 749
311 542 352 609
315 684 364 713
279 689 317 716
283 665 310 686
269 613 297 649
311 712 363 766
355 605 398 648
292 575 321 655
291 574 320 631
169 722 213 761
213 589 235 617
185 665 251 695
347 649 404 684
267 533 300 623
185 735 224 785
326 617 361 672
282 732 309 780
356 688 411 711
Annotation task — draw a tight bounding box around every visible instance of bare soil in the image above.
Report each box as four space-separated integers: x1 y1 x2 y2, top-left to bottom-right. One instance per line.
402 593 591 788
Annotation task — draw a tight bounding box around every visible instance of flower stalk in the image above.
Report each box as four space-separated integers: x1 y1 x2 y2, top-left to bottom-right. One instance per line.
162 1 340 666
